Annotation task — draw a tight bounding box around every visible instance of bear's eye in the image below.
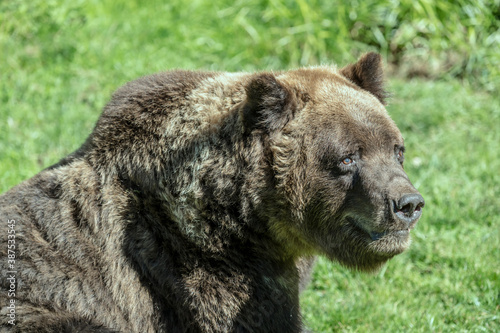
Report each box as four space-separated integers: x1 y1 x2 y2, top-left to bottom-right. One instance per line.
395 147 405 164
342 157 353 165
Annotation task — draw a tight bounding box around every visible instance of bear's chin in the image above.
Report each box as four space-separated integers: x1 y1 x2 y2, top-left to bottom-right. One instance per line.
366 231 412 257
321 231 412 272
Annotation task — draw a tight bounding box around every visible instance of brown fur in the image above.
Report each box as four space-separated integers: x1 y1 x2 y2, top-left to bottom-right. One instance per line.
0 53 423 332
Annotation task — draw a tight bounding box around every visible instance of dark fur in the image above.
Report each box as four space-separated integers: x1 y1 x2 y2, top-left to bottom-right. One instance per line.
0 53 423 332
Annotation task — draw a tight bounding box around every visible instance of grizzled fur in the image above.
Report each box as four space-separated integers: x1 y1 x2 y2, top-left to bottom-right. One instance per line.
0 53 423 332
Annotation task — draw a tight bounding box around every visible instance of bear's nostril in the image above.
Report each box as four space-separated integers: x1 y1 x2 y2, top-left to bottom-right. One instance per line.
400 203 413 216
394 193 425 223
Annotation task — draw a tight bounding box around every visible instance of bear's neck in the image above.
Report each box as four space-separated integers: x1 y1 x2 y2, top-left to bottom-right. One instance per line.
119 187 302 329
53 133 304 330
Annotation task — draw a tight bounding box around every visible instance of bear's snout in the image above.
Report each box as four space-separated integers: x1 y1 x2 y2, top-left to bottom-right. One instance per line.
393 193 425 228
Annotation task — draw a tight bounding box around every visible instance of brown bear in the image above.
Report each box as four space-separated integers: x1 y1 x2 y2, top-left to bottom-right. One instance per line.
0 52 424 332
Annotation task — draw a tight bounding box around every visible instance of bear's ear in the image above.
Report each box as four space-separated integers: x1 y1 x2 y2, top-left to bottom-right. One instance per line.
340 52 388 105
242 73 295 133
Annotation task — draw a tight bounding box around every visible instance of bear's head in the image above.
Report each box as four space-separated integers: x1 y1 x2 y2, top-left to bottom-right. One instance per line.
243 53 424 271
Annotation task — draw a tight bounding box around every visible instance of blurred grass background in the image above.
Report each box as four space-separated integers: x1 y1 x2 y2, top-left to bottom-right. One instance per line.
1 0 499 331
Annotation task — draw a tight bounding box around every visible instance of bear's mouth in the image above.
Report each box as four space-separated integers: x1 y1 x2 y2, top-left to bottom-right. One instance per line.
346 216 412 242
369 229 409 241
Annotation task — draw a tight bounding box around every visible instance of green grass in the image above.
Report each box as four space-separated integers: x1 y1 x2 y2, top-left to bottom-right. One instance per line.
1 1 499 332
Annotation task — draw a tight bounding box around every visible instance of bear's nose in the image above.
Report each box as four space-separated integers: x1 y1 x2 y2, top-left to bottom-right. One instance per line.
394 193 425 226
